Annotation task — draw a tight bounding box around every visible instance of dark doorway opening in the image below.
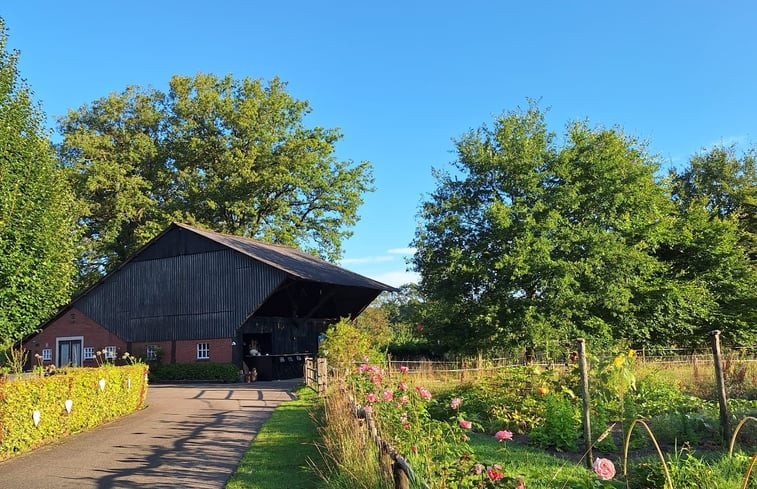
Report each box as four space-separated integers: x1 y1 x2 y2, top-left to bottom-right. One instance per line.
244 333 272 355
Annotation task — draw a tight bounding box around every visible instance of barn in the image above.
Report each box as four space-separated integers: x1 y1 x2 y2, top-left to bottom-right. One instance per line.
23 223 394 379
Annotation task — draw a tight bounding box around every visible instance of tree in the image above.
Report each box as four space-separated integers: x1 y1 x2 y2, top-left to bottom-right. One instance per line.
411 103 740 353
666 146 757 342
0 18 78 347
59 73 374 286
672 145 756 261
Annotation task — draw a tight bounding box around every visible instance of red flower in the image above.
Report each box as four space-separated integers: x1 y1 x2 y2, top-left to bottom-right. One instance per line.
486 465 504 481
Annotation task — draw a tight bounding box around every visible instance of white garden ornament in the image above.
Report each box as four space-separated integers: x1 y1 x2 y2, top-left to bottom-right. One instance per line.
98 378 106 391
65 399 73 413
32 409 41 427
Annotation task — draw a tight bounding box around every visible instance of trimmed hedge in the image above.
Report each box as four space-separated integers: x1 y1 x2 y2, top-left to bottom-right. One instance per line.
149 362 239 382
0 364 149 460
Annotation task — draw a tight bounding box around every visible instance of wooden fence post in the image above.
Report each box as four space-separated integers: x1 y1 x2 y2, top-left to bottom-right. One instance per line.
393 461 410 489
304 357 313 390
577 337 593 469
317 357 328 395
710 330 732 443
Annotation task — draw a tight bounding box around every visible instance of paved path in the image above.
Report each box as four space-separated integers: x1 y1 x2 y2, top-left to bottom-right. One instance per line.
0 380 301 489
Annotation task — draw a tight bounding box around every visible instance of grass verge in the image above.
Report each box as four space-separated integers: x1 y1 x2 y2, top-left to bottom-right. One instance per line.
226 385 322 489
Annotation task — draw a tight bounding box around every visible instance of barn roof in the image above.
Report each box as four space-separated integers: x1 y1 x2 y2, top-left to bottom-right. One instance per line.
172 223 395 291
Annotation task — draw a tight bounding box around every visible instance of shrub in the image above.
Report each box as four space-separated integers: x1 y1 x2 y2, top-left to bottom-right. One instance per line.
149 362 239 382
528 393 580 451
0 364 148 459
319 318 384 369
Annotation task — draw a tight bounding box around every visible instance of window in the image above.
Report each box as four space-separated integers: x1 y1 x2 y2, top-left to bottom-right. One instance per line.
42 349 52 361
146 345 158 361
83 347 94 360
197 343 210 360
104 346 116 360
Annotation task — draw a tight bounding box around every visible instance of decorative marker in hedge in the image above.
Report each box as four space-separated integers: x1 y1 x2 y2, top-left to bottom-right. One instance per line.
98 379 106 391
32 410 40 427
65 399 73 414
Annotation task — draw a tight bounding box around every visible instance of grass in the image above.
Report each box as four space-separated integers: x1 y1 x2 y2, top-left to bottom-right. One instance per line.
468 432 593 488
226 385 323 489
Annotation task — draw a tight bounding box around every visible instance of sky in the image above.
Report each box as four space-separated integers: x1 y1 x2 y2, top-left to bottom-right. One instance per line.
2 1 756 287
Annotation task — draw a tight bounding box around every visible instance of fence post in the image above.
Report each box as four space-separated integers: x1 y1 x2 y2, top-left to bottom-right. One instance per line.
317 357 328 395
577 337 593 469
393 462 410 489
304 357 313 389
710 330 732 444
379 442 393 479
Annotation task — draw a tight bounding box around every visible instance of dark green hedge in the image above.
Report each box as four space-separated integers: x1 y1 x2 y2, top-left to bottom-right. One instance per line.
0 364 149 460
149 362 239 382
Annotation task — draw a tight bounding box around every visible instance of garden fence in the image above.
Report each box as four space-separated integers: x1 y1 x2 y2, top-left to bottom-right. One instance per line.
304 357 328 395
346 388 430 489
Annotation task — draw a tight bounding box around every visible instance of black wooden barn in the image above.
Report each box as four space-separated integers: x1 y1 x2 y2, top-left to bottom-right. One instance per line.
24 223 394 379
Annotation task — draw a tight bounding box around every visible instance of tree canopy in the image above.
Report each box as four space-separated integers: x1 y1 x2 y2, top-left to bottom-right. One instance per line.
412 104 756 353
0 18 78 346
59 73 374 287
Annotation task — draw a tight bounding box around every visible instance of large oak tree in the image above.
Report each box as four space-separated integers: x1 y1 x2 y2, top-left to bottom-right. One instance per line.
59 73 374 287
412 104 755 353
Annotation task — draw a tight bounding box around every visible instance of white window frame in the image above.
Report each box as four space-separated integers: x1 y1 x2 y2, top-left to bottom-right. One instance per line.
42 349 52 361
146 345 158 361
55 336 84 367
197 343 210 360
83 347 95 360
104 345 117 360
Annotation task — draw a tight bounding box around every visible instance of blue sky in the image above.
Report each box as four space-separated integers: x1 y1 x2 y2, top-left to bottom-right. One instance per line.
3 1 756 287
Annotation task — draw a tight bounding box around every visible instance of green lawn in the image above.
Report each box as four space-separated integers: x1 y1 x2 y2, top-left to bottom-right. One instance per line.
226 386 323 489
468 433 596 488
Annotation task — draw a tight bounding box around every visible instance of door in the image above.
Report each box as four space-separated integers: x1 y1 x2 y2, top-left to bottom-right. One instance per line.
58 339 82 367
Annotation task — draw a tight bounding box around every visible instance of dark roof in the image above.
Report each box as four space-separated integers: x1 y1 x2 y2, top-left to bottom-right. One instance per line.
173 223 396 292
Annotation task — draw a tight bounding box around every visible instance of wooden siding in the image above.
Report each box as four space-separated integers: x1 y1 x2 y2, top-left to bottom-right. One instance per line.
75 249 286 342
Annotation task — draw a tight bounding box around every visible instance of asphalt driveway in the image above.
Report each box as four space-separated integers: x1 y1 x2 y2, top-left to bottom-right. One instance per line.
0 380 301 488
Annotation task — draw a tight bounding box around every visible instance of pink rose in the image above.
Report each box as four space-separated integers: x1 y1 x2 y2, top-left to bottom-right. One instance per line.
450 397 462 410
366 393 378 403
495 430 513 442
415 385 432 400
486 465 504 481
399 395 409 405
459 419 472 429
592 457 616 481
400 366 409 374
382 389 394 401
472 463 485 475
398 381 408 391
371 374 382 385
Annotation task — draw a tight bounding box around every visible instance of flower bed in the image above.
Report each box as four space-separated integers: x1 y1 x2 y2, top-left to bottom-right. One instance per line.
0 364 148 459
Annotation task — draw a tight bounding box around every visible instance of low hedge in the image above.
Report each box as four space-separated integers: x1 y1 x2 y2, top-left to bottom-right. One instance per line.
148 362 239 382
0 364 149 460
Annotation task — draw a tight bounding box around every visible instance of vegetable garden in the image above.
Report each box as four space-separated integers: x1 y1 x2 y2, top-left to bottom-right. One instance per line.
316 340 757 489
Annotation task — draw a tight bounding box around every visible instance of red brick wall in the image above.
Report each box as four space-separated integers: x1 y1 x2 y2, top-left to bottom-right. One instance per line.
24 308 233 366
129 341 173 364
174 338 232 363
22 308 127 367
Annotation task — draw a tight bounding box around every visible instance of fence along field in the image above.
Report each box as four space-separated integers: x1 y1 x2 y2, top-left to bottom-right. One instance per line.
308 332 757 488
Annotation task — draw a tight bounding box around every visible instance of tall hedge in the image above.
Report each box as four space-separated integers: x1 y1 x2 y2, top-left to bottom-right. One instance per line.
0 364 148 459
